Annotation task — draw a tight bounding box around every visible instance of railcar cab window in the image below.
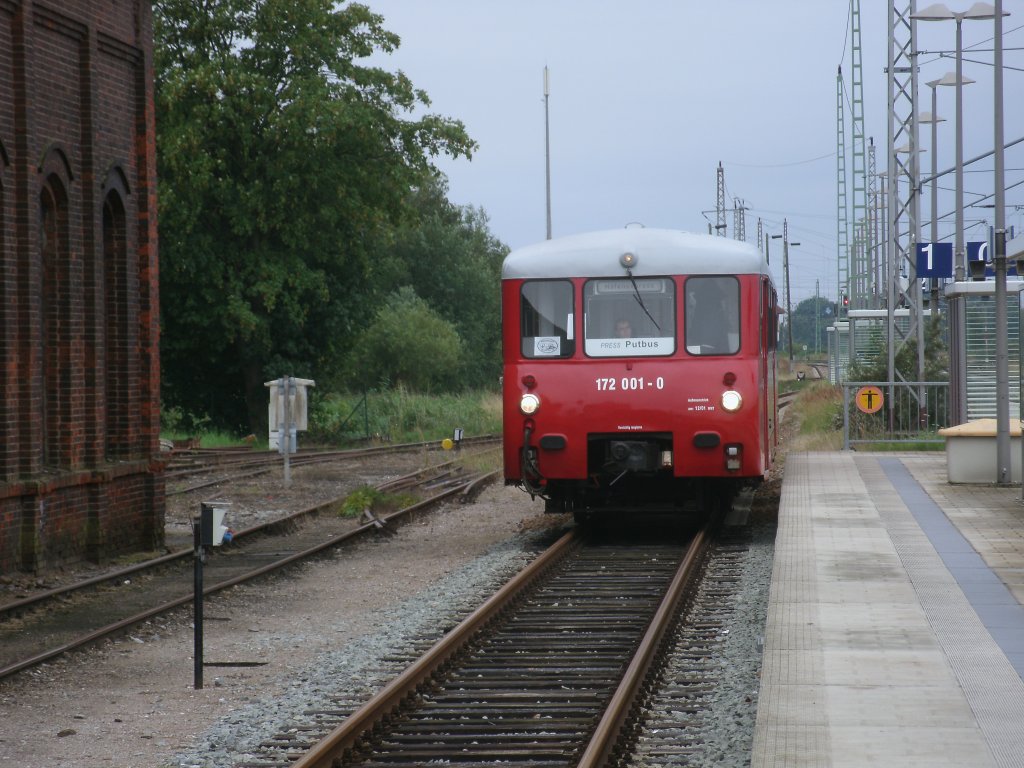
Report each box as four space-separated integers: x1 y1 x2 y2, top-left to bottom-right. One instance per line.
520 280 575 358
583 277 675 357
685 276 740 355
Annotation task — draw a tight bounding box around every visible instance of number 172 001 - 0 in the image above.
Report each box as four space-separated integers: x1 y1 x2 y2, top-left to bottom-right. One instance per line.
595 377 665 391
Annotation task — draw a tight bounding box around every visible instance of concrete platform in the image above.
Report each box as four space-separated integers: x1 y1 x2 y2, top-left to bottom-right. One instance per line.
752 452 1024 767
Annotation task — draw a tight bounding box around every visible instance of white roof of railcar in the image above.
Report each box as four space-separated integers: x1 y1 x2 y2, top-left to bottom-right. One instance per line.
502 228 771 281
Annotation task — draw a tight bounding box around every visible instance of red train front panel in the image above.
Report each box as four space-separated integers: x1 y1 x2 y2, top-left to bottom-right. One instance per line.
502 266 775 513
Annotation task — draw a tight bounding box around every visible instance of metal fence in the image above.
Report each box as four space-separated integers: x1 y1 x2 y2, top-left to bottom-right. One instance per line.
842 381 951 450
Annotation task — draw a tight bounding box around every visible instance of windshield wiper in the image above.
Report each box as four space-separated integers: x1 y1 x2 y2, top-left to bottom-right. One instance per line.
626 269 660 331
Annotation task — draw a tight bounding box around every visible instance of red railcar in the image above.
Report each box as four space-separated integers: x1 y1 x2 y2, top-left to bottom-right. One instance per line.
502 228 779 519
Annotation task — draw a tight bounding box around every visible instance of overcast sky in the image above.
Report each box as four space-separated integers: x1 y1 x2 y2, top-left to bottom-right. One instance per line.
364 1 1024 302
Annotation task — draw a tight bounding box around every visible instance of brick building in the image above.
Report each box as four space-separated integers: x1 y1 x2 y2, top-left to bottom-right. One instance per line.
0 0 164 574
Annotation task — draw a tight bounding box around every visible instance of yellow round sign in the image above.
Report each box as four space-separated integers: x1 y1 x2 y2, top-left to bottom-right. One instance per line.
855 385 884 414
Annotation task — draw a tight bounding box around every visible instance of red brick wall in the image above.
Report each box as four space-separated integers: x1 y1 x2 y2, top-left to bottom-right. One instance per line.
0 0 164 574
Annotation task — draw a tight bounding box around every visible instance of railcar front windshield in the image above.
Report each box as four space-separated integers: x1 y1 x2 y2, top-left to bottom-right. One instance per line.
583 277 675 357
520 280 575 358
685 276 740 355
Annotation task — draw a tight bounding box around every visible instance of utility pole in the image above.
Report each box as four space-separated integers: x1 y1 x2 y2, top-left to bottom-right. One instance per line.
815 279 821 356
544 66 552 240
783 218 795 367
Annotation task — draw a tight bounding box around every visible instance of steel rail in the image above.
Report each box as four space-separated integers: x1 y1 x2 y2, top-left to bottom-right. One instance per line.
0 455 485 620
577 522 711 768
0 476 495 681
167 437 500 494
167 435 499 474
290 529 580 768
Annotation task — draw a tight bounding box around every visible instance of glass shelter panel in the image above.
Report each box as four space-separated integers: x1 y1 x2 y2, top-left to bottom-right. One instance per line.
685 276 740 355
520 280 575 358
582 277 676 357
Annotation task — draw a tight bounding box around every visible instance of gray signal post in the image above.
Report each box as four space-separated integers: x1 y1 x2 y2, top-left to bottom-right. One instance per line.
282 375 293 488
193 502 230 690
265 376 314 488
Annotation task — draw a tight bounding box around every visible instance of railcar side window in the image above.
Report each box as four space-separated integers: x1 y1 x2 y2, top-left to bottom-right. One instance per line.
520 281 575 358
582 278 675 357
685 276 740 355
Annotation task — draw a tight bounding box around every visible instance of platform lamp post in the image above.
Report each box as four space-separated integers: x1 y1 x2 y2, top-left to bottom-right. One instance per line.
991 0 1012 487
921 79 947 312
914 3 992 430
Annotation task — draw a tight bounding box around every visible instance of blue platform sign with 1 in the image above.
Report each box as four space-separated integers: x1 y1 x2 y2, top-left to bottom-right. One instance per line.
915 242 953 278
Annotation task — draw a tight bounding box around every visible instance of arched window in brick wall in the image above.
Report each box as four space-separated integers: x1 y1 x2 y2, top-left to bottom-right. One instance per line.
103 188 131 460
39 174 70 469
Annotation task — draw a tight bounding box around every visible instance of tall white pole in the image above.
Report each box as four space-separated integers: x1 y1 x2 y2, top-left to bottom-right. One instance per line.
954 18 965 282
933 85 937 319
544 66 552 240
954 17 969 424
992 0 1009 484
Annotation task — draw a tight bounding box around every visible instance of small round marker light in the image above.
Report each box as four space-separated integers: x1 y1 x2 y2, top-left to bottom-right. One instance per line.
520 393 541 415
721 390 743 412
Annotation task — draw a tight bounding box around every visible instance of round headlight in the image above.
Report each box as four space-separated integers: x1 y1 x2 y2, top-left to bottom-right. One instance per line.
721 390 743 412
520 393 541 415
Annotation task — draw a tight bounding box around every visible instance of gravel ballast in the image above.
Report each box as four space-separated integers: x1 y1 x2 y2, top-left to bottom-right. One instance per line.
0 477 779 768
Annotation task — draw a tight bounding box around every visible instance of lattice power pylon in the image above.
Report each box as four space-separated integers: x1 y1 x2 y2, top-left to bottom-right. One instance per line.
850 0 869 310
867 138 882 308
886 0 925 385
837 66 849 318
733 198 746 242
716 162 727 237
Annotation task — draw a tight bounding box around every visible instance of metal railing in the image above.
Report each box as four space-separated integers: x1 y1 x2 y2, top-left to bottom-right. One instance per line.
842 381 951 450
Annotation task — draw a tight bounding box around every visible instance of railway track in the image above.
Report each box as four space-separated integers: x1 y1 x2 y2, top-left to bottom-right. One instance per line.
0 459 498 682
166 435 501 494
232 521 714 768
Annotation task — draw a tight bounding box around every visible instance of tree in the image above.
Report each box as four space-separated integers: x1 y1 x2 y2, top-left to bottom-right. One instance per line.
365 179 507 390
349 287 463 392
847 313 949 384
788 295 835 358
155 0 476 433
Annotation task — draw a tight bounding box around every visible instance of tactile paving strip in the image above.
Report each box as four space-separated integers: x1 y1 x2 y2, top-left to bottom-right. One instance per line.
867 457 1024 767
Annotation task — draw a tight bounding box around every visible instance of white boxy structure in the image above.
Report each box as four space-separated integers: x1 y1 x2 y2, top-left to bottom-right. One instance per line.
939 418 1022 484
265 377 316 451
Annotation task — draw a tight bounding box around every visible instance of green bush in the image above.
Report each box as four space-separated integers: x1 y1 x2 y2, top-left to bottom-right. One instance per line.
340 485 419 517
349 287 463 393
310 388 502 445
